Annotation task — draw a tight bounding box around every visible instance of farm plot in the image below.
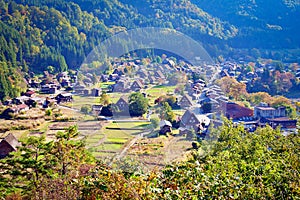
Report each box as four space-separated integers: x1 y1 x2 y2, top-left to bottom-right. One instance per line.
86 121 151 159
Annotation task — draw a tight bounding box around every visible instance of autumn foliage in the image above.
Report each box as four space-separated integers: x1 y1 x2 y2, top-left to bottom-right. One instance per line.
0 123 299 199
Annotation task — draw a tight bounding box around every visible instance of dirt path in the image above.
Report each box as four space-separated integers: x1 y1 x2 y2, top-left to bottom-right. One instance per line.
91 133 107 147
110 130 152 165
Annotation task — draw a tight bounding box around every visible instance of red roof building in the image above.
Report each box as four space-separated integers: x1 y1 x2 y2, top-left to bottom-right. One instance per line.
223 102 254 120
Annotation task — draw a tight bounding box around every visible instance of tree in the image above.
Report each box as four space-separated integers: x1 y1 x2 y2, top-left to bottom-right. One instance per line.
150 117 160 129
47 65 55 74
159 102 175 122
99 91 111 106
150 122 300 199
81 105 92 115
0 126 95 198
129 92 148 117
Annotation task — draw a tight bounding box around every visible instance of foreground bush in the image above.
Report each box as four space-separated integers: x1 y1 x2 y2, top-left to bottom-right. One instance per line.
1 123 299 199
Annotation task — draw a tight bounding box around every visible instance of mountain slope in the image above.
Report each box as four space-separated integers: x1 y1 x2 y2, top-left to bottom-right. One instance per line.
0 0 300 100
0 0 237 100
191 0 300 48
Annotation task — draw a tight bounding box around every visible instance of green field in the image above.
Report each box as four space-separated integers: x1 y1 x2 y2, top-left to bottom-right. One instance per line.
85 121 150 157
146 85 177 106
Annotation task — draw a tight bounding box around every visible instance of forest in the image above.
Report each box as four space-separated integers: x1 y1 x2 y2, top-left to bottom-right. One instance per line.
1 0 300 101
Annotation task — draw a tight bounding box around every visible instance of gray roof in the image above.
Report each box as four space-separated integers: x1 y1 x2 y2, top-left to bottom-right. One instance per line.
159 120 172 128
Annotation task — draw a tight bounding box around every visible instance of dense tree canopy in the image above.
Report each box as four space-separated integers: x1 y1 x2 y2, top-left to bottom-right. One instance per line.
0 123 299 199
129 92 149 117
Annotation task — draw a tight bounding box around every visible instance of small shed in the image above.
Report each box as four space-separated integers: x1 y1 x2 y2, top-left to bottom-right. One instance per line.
159 120 172 135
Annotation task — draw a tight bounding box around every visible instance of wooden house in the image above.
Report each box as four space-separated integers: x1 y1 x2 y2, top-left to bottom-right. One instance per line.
0 133 19 159
131 80 144 92
179 94 194 109
179 110 210 135
91 88 101 97
55 93 73 104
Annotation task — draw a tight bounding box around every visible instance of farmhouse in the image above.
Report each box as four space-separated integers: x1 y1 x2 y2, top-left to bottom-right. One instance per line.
131 80 144 91
13 96 30 105
114 96 130 116
180 110 210 134
0 133 19 159
262 117 297 129
41 84 58 94
154 70 165 79
91 88 102 97
55 93 73 104
74 84 89 96
254 103 286 119
222 102 254 120
179 94 194 109
113 81 128 92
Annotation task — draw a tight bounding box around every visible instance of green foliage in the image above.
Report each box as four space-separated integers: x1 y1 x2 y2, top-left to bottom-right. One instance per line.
150 117 160 129
150 122 300 199
0 124 299 199
129 92 149 117
159 102 175 122
0 125 95 198
99 91 111 106
45 109 52 116
80 104 92 115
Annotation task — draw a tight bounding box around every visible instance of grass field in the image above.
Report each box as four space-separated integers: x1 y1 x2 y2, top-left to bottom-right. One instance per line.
146 85 177 106
64 95 99 110
85 120 150 159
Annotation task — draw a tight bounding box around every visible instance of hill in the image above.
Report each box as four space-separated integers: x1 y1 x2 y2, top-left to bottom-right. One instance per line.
191 0 300 49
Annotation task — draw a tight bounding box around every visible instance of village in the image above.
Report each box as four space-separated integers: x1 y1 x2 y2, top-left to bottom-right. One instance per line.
0 56 299 169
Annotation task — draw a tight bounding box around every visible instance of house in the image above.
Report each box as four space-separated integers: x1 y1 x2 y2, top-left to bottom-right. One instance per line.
113 96 129 116
92 105 103 115
55 93 73 104
262 117 297 129
61 79 71 87
254 103 286 119
24 89 36 97
131 80 144 91
74 84 89 96
56 72 69 81
136 69 148 78
29 79 40 88
180 110 210 135
159 120 172 135
27 97 44 108
0 133 19 159
112 68 125 76
222 102 254 120
113 81 128 93
13 96 30 105
43 97 57 108
109 74 119 81
16 104 30 113
41 84 57 94
179 94 194 109
154 70 165 79
296 71 300 80
199 97 219 113
91 88 101 97
148 76 156 84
